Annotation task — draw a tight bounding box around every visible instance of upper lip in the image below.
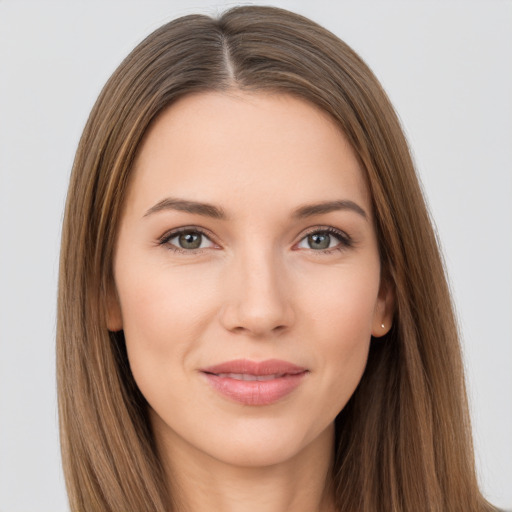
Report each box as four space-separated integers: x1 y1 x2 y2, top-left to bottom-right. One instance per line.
201 359 307 376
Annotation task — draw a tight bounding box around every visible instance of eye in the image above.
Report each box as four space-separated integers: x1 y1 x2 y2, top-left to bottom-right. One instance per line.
158 226 352 255
159 228 216 254
296 227 352 254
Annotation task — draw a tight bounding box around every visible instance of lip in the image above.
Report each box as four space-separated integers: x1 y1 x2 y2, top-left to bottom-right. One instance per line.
200 359 309 406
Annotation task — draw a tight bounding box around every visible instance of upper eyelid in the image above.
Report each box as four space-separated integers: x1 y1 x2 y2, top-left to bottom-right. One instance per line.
159 225 217 242
297 226 350 245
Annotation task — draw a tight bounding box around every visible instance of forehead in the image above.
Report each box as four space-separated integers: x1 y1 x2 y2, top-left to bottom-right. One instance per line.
127 91 371 219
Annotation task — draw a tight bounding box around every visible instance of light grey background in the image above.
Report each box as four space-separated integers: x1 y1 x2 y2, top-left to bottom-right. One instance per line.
0 1 510 510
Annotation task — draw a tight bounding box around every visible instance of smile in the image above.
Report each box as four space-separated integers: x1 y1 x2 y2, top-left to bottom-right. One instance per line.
200 359 309 406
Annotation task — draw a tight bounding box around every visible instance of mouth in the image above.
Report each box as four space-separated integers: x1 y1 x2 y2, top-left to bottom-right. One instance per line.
210 372 293 381
200 359 309 406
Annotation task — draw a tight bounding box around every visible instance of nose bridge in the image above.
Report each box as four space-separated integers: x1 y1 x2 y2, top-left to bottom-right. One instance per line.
220 235 294 336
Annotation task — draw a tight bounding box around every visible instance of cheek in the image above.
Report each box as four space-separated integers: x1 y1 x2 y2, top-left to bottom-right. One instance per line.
114 259 216 390
305 265 379 410
306 261 379 339
117 256 214 339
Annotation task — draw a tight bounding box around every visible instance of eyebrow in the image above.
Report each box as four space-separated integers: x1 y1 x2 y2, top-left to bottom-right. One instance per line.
143 197 368 221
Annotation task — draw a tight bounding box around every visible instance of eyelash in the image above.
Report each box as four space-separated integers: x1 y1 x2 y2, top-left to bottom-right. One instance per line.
157 226 353 256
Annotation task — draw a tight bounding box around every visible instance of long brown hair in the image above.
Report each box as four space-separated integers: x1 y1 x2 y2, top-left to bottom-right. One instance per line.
57 6 495 511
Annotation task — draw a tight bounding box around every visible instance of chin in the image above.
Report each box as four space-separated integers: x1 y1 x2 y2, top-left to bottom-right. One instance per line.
202 418 334 469
210 438 306 468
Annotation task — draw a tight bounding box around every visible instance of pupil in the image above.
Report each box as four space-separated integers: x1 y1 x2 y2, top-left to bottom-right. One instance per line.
179 232 201 249
309 233 330 250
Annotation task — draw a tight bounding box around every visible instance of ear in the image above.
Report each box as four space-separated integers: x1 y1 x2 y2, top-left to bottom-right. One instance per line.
106 281 123 332
371 276 395 338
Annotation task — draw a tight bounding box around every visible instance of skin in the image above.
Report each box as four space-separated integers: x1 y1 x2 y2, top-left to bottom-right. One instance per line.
108 91 393 512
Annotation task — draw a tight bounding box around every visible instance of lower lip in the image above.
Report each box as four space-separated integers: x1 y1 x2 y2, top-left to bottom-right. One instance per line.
202 372 308 406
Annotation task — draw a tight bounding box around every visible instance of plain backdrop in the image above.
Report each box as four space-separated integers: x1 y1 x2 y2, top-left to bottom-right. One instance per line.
0 1 511 510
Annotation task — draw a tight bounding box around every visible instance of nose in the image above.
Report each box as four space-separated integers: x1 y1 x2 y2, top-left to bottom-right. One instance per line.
219 244 295 338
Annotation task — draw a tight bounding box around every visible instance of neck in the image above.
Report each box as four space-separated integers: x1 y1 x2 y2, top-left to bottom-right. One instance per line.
155 420 337 512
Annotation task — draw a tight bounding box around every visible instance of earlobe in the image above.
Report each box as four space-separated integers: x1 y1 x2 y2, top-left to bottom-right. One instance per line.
371 278 395 338
106 285 123 332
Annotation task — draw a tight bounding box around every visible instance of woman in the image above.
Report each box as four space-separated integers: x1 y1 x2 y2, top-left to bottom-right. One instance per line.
57 5 497 511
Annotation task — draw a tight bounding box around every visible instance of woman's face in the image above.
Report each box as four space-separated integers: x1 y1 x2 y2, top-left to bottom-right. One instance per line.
108 91 392 468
